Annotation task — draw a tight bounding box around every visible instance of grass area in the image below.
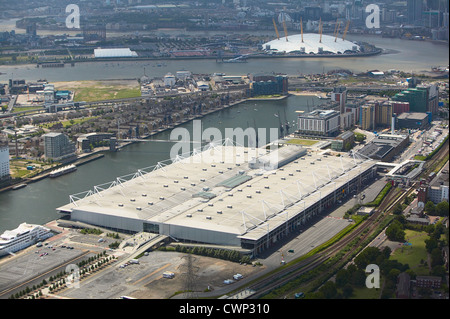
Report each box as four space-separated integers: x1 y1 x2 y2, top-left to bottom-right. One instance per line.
12 106 43 113
414 155 427 161
350 284 381 299
390 229 429 276
9 159 57 179
286 138 319 146
73 86 141 102
250 94 282 99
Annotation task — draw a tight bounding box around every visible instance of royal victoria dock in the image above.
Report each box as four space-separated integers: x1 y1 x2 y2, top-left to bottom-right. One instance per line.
57 142 377 256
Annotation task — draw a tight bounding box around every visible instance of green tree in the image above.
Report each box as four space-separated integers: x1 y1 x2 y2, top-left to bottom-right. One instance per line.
425 237 438 253
319 281 338 299
424 201 436 215
385 220 405 242
342 284 354 299
435 201 449 217
335 269 351 288
393 203 404 215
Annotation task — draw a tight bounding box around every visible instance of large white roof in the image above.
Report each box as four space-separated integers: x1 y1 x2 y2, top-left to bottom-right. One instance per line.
263 33 359 54
58 144 375 244
94 48 138 58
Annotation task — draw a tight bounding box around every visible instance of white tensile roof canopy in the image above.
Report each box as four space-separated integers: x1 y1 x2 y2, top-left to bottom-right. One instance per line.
263 33 359 54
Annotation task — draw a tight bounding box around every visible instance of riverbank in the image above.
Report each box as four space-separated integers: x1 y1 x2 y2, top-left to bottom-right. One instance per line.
0 48 383 67
0 152 105 194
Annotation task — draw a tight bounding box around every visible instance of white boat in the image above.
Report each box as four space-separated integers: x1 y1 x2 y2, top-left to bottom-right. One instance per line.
0 223 54 257
49 164 77 178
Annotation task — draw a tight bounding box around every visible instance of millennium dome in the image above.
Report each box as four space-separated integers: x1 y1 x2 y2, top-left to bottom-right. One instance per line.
262 33 360 55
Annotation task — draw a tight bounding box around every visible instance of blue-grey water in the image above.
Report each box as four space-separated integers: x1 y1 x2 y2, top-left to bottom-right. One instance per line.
0 34 448 83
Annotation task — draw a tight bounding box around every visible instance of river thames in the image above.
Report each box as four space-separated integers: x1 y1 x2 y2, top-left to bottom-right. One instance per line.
0 35 448 233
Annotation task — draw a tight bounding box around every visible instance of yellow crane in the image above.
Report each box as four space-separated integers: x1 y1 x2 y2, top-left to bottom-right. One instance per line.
319 18 323 43
342 20 350 41
272 18 280 40
300 17 304 43
283 18 288 41
333 19 339 38
334 21 341 42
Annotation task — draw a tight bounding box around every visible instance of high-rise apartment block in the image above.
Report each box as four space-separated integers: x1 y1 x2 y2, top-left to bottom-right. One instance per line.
43 133 76 161
0 138 10 181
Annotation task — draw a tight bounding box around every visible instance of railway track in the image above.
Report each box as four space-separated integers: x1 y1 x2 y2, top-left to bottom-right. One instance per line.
247 181 416 299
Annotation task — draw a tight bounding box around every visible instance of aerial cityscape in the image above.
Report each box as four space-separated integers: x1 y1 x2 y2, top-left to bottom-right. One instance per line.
0 0 448 307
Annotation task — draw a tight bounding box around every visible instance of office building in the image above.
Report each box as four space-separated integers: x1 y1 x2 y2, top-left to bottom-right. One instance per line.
297 110 340 137
407 0 423 25
331 131 355 151
397 112 431 130
43 132 76 161
76 133 114 152
427 169 449 204
249 74 288 97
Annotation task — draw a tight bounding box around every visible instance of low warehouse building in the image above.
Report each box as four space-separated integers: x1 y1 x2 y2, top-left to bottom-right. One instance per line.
57 143 377 256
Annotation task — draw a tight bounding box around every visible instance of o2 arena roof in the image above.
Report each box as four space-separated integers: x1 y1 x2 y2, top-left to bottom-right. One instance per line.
263 34 360 54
